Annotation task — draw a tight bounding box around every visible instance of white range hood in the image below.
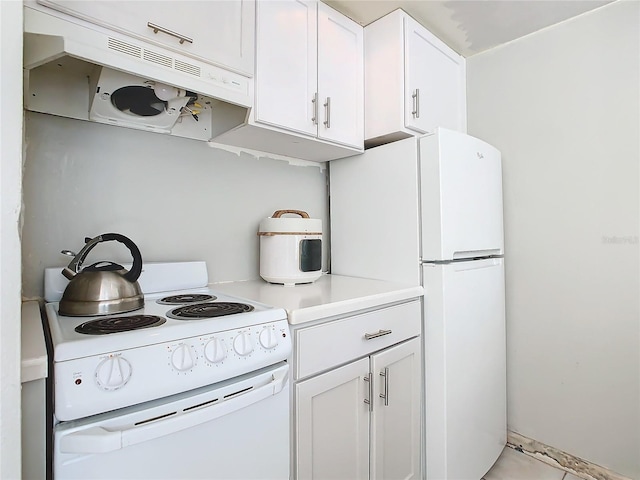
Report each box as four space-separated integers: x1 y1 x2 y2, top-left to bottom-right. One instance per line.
23 4 251 139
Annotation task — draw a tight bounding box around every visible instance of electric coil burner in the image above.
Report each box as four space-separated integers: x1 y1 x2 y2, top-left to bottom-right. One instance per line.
75 315 166 335
157 294 216 305
167 302 254 320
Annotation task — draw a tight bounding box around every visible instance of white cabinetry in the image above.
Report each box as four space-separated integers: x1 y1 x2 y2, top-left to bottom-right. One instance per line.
293 301 422 479
296 358 370 479
36 0 255 76
364 9 466 147
255 0 363 148
316 2 363 147
254 0 318 138
213 0 364 162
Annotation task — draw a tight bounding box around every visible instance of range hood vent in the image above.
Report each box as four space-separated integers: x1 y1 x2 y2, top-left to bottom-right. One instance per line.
104 37 200 77
23 5 251 140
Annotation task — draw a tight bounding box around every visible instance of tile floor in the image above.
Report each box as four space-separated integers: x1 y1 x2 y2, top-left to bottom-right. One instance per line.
483 446 582 480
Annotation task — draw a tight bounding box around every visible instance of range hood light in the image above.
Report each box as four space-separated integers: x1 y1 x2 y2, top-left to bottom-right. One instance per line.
153 83 184 101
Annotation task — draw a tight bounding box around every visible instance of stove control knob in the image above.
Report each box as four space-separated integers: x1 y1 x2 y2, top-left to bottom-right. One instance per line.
171 344 196 372
233 332 254 356
204 338 226 364
95 356 132 390
259 327 279 350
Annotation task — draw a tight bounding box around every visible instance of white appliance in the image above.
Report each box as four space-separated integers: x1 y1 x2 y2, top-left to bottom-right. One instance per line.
22 2 251 136
44 261 291 480
330 128 506 480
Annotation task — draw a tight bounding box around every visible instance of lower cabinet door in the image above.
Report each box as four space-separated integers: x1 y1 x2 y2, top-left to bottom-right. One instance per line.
295 358 370 480
370 337 422 480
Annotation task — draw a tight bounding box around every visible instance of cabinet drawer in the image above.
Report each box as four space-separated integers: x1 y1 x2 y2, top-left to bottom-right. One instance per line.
294 300 421 380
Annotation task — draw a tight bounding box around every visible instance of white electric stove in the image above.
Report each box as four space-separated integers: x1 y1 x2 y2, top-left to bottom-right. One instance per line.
44 261 292 480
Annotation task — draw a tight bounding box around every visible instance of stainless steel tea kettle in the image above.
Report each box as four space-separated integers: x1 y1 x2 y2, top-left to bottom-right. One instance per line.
59 233 144 316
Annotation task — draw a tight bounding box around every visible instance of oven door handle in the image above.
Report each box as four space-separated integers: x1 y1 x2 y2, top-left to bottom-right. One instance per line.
60 365 289 454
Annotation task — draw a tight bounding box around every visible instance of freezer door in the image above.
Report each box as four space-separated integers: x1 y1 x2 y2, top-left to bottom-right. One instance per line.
420 128 504 261
423 258 506 480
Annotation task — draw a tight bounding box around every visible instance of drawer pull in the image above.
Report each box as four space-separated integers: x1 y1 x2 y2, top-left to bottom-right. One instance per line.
147 22 193 45
364 329 392 340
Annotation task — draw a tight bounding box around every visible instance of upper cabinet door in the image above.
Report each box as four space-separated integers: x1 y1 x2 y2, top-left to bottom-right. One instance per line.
404 15 465 135
364 9 466 148
254 0 318 137
317 2 364 149
37 0 255 76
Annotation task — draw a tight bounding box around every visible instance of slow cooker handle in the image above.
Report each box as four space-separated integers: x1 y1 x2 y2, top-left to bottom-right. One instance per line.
271 210 310 219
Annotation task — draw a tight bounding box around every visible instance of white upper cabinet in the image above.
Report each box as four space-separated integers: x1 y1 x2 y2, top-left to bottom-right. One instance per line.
214 0 364 161
364 9 466 148
36 0 256 76
317 2 363 148
255 0 363 150
254 0 317 137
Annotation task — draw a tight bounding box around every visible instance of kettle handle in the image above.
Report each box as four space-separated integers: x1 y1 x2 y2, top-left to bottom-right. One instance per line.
100 233 143 283
63 233 143 283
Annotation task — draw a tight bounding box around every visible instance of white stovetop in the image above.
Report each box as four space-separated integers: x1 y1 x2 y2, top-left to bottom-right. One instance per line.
212 274 424 325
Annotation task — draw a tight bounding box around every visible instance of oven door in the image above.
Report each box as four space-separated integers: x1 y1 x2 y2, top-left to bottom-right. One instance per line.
54 362 289 480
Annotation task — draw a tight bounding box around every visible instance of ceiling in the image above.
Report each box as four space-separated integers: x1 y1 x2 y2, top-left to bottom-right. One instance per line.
325 0 614 57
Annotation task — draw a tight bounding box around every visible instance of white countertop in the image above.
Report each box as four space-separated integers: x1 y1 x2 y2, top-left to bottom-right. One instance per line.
212 274 424 325
21 301 48 383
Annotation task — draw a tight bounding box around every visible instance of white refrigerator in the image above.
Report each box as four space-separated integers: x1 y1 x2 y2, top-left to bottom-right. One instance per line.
330 128 506 480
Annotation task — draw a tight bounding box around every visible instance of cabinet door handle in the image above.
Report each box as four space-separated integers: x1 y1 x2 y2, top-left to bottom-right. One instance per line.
364 329 392 340
412 88 420 118
379 367 389 406
323 97 331 128
311 93 318 125
147 22 193 45
363 373 373 411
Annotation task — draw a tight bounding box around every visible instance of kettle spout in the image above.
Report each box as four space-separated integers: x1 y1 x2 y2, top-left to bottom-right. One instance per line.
61 267 76 280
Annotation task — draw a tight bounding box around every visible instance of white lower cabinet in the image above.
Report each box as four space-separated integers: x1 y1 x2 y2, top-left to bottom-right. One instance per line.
370 338 422 480
296 357 370 479
294 301 422 480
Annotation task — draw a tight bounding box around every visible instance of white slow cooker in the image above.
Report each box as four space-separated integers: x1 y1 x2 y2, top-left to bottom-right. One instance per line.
258 210 322 286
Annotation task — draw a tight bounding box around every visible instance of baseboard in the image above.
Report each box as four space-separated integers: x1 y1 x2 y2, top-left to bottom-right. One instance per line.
507 431 632 480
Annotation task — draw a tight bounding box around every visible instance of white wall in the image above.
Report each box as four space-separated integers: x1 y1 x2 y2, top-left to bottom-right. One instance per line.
467 1 639 478
0 2 23 478
22 112 329 298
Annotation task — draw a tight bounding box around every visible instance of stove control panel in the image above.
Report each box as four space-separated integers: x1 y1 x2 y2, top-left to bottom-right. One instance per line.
53 319 292 422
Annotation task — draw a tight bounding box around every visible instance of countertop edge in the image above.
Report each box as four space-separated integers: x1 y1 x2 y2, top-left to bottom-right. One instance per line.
21 300 48 383
287 285 424 325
